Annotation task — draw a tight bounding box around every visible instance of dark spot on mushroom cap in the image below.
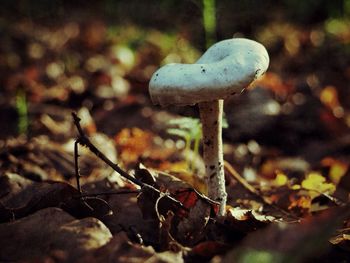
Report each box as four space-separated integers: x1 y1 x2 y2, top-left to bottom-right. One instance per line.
201 68 206 73
210 165 215 170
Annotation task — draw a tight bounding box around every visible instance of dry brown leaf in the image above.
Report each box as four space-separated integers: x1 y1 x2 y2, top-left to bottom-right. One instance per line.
0 207 112 262
135 165 219 247
81 232 184 263
222 206 350 263
0 178 111 222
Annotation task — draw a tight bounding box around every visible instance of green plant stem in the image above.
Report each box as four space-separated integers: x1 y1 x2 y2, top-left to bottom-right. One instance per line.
16 88 28 135
203 0 217 48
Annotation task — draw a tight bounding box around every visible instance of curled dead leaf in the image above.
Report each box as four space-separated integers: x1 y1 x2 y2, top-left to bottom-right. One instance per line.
0 178 112 222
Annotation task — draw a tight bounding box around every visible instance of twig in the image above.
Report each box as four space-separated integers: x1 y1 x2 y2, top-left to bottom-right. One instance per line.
224 161 260 195
72 113 144 186
224 161 269 203
78 189 140 198
299 187 347 206
224 161 300 221
71 112 186 211
129 225 144 245
74 139 82 195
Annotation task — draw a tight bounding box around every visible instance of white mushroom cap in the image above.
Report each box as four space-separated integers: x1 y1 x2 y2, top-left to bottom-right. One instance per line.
149 38 269 106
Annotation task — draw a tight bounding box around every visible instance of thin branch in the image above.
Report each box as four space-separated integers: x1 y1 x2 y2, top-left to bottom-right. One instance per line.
224 161 300 221
74 139 82 195
299 187 347 206
77 189 140 198
72 113 142 186
225 161 346 210
224 161 260 196
71 112 186 211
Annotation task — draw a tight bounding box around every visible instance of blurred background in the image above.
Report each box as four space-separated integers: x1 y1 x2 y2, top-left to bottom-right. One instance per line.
1 0 350 193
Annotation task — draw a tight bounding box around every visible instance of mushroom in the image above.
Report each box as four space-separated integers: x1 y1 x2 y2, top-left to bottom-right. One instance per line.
149 38 269 216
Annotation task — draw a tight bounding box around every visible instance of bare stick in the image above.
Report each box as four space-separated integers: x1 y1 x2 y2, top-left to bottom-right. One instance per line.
71 112 186 211
78 189 140 198
74 139 82 195
224 161 260 196
224 161 300 221
72 113 142 186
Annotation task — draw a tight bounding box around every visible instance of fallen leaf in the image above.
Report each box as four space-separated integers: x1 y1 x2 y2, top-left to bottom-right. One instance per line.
205 207 274 245
223 207 350 263
0 207 112 262
320 85 341 111
114 127 154 164
0 178 112 222
0 172 34 203
273 172 288 187
321 157 348 185
187 241 230 261
301 172 336 199
135 165 218 247
81 232 184 263
0 136 114 182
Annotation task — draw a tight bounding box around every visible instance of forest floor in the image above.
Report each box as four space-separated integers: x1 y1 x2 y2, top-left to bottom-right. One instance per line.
0 16 350 262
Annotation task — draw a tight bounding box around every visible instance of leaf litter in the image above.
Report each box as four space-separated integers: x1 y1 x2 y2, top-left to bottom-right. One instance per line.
0 16 350 263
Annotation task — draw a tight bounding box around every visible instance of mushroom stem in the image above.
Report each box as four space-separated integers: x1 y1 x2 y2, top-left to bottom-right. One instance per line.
199 99 227 216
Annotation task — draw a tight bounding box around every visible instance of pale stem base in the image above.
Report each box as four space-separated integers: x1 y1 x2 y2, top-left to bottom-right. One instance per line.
199 99 227 216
